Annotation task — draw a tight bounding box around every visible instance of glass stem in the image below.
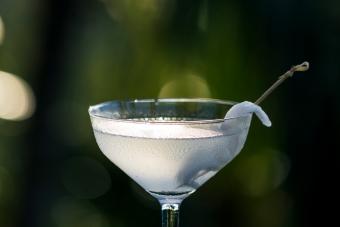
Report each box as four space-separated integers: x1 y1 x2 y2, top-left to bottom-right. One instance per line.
161 203 180 227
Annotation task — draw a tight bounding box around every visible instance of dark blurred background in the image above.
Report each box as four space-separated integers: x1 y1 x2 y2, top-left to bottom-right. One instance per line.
0 0 339 226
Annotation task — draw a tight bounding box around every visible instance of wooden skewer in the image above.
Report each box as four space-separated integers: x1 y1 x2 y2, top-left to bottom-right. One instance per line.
255 61 309 105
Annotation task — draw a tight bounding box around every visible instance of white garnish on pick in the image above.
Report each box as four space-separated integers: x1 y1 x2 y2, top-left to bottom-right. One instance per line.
225 101 272 127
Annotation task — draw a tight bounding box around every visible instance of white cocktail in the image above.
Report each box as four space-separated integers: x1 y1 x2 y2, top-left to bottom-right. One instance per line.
88 62 309 227
93 116 250 201
89 98 269 226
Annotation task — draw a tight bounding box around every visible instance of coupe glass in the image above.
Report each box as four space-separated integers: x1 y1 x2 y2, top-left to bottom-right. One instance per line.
89 98 253 227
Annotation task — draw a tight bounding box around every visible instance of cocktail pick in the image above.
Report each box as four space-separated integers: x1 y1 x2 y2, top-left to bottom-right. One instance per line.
255 61 309 104
224 61 310 126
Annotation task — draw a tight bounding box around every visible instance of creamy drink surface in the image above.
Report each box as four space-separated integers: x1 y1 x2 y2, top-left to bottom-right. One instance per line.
93 118 249 196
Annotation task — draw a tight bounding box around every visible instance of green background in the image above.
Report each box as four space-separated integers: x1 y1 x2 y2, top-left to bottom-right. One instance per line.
0 0 339 226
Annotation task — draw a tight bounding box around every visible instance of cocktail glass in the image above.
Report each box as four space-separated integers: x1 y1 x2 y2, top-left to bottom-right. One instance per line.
88 98 260 227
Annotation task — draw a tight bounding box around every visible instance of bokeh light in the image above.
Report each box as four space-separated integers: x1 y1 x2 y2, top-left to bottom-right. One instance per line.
0 71 35 121
61 156 111 199
100 0 164 24
51 197 112 227
158 73 211 98
236 149 290 197
0 16 4 45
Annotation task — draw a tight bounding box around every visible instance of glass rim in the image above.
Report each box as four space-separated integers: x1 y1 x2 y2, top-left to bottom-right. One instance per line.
88 98 240 124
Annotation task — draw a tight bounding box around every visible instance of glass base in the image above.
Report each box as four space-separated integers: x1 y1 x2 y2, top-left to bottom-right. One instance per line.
149 190 194 205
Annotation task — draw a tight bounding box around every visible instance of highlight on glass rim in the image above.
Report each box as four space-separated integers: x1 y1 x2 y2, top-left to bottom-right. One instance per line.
1 1 338 227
